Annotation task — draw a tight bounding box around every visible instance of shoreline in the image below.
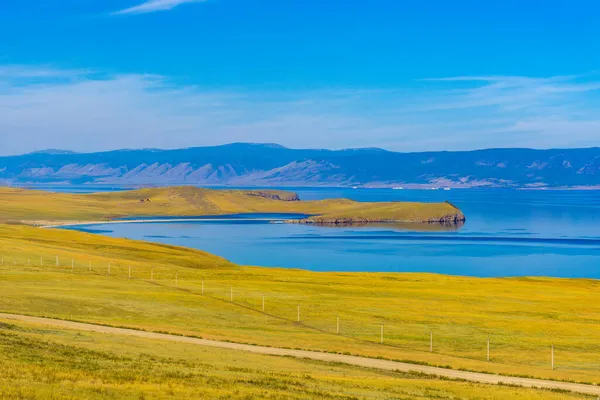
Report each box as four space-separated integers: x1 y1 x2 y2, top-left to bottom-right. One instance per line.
40 217 299 229
41 216 465 229
7 219 595 280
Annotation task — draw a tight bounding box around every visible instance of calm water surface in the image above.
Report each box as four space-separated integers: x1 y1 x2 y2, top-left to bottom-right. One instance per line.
58 187 600 278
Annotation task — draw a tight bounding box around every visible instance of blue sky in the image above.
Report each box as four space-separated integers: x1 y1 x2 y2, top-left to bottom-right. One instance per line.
1 0 600 155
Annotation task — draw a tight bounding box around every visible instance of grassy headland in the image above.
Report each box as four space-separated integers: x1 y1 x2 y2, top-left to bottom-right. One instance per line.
0 186 464 225
1 223 599 385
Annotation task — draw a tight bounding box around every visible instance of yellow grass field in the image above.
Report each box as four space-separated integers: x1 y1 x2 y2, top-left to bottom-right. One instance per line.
1 319 587 400
1 223 600 387
0 186 463 224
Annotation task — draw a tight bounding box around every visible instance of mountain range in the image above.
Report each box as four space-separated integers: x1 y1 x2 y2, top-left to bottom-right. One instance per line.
1 143 599 188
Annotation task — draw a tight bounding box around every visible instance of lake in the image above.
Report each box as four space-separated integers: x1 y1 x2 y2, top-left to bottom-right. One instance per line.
59 187 600 278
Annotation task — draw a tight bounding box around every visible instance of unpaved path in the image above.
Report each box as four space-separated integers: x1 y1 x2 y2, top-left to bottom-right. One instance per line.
1 313 598 395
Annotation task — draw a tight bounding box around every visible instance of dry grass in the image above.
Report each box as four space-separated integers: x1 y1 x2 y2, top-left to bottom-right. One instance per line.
0 223 599 385
0 186 463 224
1 319 588 400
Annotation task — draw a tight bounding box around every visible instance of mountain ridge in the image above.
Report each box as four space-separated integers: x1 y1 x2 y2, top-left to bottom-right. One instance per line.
1 143 600 188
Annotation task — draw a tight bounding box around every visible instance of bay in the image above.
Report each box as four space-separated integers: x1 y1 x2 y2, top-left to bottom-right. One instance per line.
57 187 600 278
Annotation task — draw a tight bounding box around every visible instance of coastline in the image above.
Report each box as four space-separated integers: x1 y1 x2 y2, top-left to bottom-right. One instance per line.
40 216 299 229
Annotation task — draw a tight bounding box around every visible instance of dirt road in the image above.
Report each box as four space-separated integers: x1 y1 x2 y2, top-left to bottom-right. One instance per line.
1 312 598 395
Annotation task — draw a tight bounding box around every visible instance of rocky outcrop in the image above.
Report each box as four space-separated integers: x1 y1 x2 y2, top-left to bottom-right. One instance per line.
290 213 466 226
291 217 394 225
429 213 466 225
245 190 300 202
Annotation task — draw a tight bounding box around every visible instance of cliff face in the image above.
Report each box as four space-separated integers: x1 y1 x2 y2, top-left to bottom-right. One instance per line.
2 144 600 188
245 190 300 202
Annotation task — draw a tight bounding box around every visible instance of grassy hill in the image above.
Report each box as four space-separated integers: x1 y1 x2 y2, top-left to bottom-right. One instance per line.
1 223 599 386
0 186 464 225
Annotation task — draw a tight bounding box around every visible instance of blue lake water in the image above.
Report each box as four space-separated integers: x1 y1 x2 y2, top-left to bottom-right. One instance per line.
58 187 600 278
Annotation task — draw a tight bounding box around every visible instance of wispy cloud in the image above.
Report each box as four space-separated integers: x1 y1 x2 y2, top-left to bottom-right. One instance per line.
413 75 600 112
113 0 207 15
1 65 600 155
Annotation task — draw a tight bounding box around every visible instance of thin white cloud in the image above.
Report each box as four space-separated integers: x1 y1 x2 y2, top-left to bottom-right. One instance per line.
412 75 600 112
1 66 600 155
113 0 207 15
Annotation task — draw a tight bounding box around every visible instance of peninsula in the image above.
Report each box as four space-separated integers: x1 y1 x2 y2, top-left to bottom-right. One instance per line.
0 186 465 226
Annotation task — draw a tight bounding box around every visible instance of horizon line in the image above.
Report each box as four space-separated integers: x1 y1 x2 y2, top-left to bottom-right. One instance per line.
6 142 600 157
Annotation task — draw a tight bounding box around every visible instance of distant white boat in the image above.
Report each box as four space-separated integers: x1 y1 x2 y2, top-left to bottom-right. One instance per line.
444 188 451 191
392 187 404 190
352 186 358 189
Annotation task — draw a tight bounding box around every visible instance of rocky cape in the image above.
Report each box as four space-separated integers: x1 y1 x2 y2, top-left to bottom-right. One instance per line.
289 204 466 226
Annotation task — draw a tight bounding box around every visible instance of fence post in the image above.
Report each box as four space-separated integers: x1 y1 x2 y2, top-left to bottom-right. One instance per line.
230 286 233 302
297 304 300 322
262 296 265 312
430 331 433 352
40 256 43 267
108 263 111 276
56 256 59 267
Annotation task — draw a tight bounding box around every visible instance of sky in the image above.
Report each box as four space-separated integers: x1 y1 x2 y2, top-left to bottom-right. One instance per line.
1 0 600 155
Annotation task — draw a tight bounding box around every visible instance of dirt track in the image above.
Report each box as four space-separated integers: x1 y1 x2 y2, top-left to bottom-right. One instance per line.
1 312 599 395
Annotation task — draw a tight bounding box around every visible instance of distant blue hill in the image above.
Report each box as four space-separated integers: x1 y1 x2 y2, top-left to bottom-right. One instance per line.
1 143 599 188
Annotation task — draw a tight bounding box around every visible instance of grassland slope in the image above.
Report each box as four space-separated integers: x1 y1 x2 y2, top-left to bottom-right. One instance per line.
1 223 600 384
0 319 585 400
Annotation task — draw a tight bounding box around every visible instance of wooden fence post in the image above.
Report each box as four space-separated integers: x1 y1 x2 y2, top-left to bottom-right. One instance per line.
230 286 233 302
262 296 265 312
297 304 300 322
430 331 433 352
